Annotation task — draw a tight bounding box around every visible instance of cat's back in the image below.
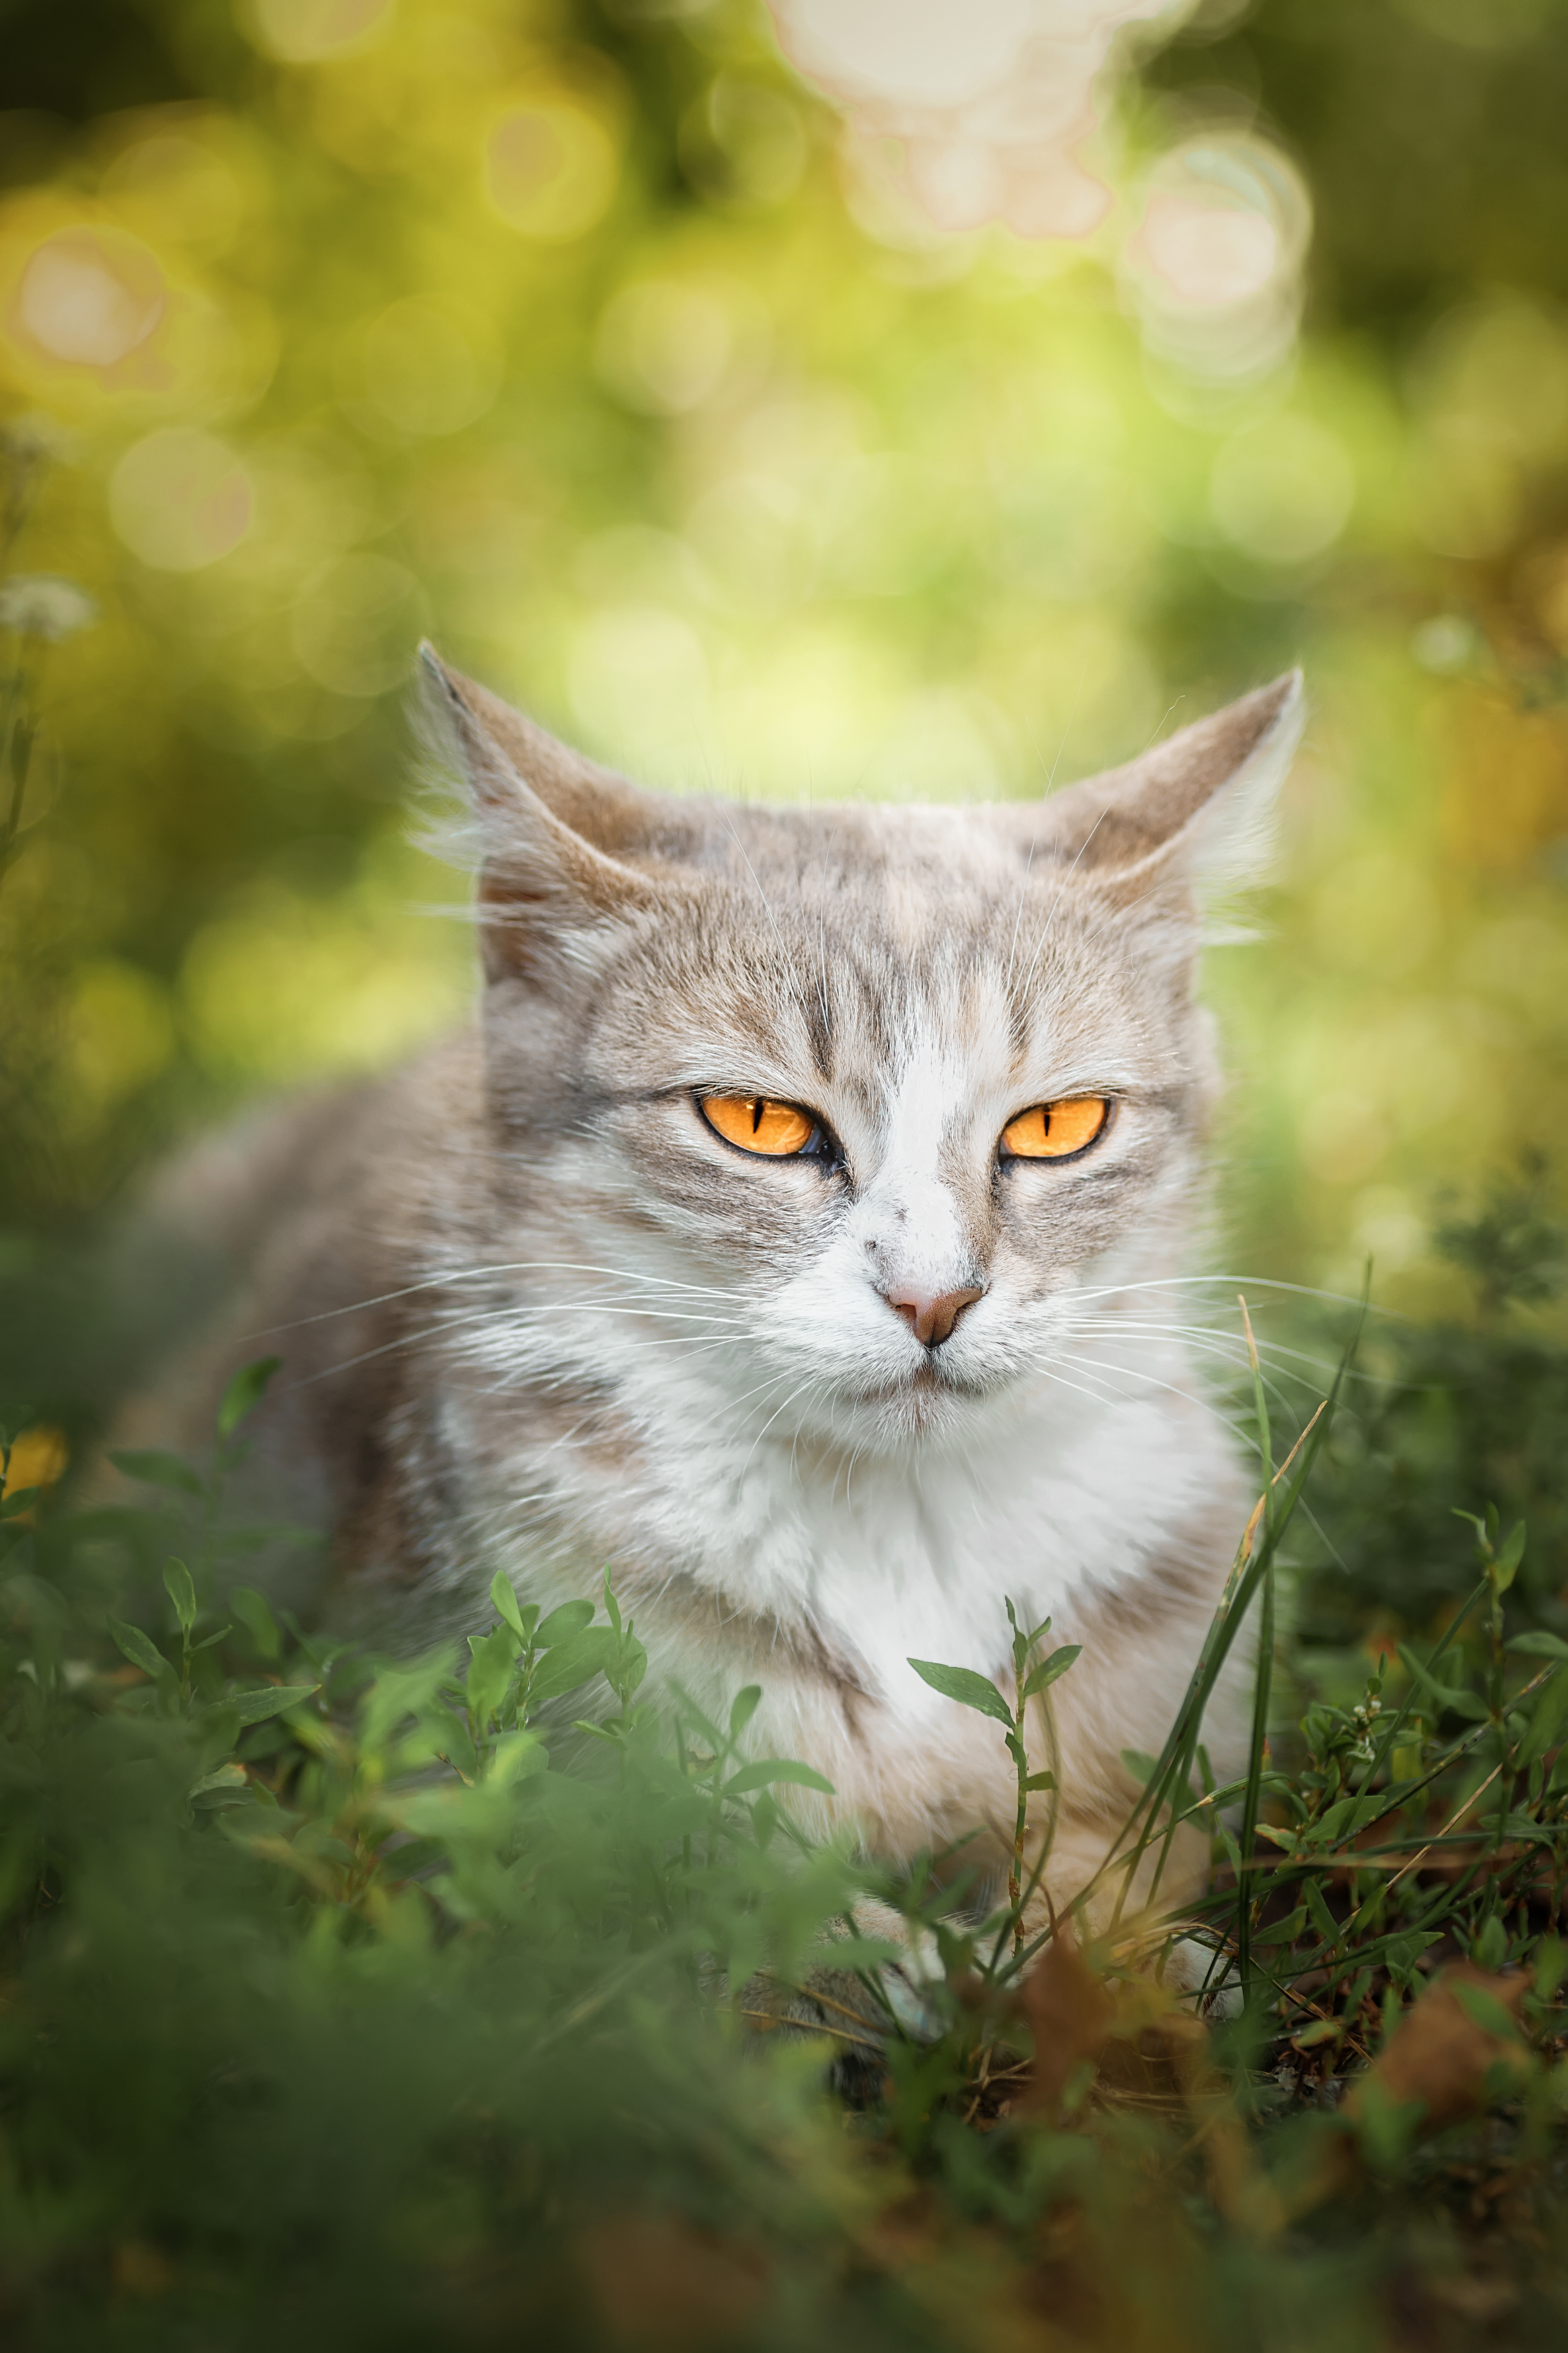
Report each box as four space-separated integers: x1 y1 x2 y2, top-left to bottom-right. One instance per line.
108 1028 488 1555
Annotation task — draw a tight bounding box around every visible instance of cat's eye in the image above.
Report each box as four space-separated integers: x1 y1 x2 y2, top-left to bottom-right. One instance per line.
700 1094 821 1158
999 1097 1110 1162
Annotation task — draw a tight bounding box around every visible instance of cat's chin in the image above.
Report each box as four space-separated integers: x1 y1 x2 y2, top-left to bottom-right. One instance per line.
812 1359 1006 1449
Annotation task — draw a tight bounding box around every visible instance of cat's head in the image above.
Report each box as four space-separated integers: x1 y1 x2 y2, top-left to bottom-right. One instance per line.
425 653 1303 1455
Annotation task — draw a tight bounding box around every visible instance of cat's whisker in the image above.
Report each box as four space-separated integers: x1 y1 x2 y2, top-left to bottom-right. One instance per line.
1014 1352 1143 1418
276 1298 758 1396
1070 1310 1386 1399
235 1258 747 1343
1056 1344 1262 1448
1067 1308 1297 1393
1077 1317 1331 1390
1067 1271 1403 1319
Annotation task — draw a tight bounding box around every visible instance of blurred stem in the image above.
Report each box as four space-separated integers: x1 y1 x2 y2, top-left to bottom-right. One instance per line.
0 428 48 893
0 647 35 893
1 438 42 569
1235 1298 1275 2014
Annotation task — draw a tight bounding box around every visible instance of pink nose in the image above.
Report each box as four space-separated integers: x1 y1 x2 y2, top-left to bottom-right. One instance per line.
882 1285 985 1349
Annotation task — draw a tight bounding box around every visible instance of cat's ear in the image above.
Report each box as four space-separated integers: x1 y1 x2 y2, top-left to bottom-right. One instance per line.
1012 671 1305 902
419 646 661 981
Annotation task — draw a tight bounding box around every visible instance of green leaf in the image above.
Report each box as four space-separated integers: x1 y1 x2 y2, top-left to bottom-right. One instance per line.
1304 1877 1340 1948
465 1622 518 1732
0 1487 40 1520
616 1630 649 1698
1497 1810 1555 1844
534 1598 595 1650
162 1557 197 1636
429 1704 479 1782
729 1684 762 1741
201 1682 317 1728
1397 1647 1489 1720
1507 1630 1568 1660
1451 1980 1522 2042
907 1658 1012 1724
189 1762 248 1800
108 1618 174 1681
108 1449 203 1499
488 1570 529 1643
1315 1791 1386 1845
1383 1931 1444 1977
1253 1905 1307 1948
484 1728 546 1788
231 1586 281 1663
1120 1748 1159 1789
217 1356 282 1439
527 1626 620 1706
1516 1667 1568 1767
724 1759 836 1797
1495 1519 1527 1591
1024 1770 1057 1794
1293 2018 1343 2049
1024 1644 1081 1699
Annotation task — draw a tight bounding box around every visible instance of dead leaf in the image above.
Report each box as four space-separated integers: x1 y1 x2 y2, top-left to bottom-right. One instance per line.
1348 1964 1530 2134
1018 1934 1116 2111
1287 1965 1534 2219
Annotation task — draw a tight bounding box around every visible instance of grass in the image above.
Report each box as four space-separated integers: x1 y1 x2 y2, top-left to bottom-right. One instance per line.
4 1198 1568 2352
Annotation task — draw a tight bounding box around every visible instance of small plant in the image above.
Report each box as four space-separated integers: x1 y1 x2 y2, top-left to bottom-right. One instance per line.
909 1605 1079 1959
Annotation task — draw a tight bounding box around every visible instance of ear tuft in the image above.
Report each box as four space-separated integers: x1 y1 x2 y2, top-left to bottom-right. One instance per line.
417 644 661 979
1016 670 1305 896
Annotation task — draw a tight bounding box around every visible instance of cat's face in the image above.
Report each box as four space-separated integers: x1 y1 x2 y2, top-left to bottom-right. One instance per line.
434 659 1302 1458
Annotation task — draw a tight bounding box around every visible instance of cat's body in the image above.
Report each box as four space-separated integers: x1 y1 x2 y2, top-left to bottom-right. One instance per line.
128 656 1305 1928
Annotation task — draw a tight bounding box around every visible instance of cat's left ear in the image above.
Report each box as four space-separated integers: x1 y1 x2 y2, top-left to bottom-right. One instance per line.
419 646 669 982
1005 670 1305 905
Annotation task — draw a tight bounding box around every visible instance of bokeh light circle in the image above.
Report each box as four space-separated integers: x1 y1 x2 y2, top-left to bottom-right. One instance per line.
485 102 618 241
356 299 501 438
290 555 427 697
246 0 395 65
781 0 1034 110
15 228 164 369
110 429 253 571
1125 134 1311 385
1210 416 1356 566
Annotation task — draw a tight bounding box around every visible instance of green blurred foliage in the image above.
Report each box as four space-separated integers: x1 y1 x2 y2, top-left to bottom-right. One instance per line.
6 1366 1568 2350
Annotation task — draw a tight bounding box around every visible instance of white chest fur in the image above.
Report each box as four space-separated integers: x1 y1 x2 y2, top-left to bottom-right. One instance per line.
458 1319 1249 1853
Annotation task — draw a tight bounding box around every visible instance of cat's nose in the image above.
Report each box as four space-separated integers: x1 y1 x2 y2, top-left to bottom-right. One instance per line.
882 1284 985 1349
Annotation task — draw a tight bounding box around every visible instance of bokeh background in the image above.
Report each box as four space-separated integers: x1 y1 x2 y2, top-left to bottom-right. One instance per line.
4 0 1568 1389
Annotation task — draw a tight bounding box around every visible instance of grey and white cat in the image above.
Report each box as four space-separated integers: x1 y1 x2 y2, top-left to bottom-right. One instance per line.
136 653 1304 1936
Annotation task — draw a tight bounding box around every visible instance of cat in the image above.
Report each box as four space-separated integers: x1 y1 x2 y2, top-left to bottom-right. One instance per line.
128 650 1304 1950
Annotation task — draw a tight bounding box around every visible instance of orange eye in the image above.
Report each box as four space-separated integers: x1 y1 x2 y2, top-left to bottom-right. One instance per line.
700 1094 818 1157
1000 1097 1110 1160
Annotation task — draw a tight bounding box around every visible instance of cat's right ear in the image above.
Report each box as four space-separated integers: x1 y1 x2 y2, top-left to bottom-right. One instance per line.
419 645 661 983
1007 671 1305 903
